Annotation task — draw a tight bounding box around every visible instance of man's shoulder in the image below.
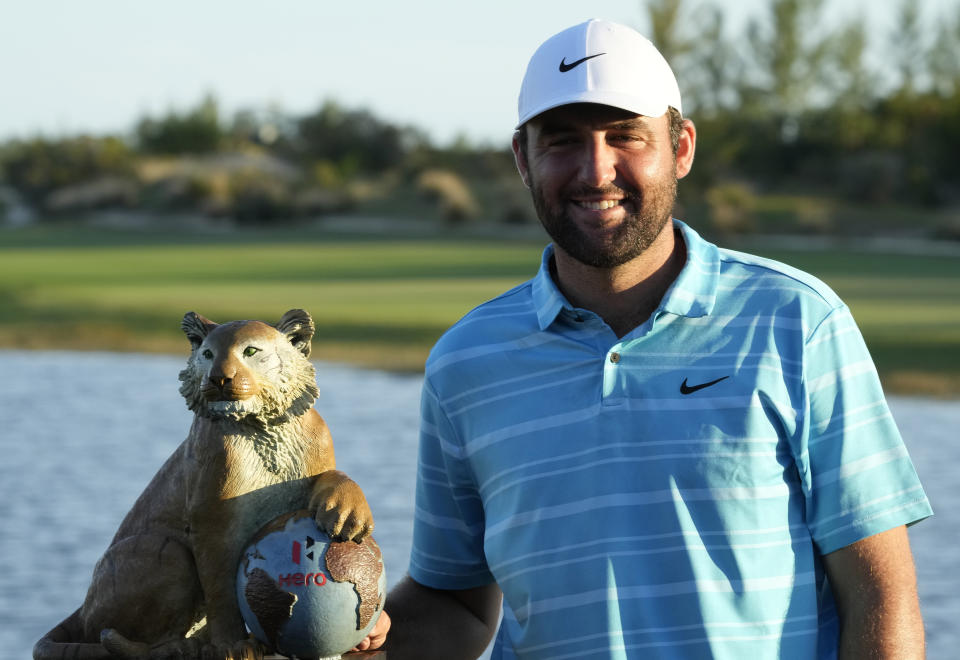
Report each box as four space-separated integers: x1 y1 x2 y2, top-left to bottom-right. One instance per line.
713 245 845 312
677 221 845 319
426 279 539 372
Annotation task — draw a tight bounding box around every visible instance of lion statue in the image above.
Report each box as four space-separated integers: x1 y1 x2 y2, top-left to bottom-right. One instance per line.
33 309 374 660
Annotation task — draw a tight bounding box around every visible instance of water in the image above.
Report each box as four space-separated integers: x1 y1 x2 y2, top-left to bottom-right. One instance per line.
1 349 957 659
0 350 420 658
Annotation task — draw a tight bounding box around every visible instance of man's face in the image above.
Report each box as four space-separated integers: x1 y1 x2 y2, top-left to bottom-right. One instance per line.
515 103 683 269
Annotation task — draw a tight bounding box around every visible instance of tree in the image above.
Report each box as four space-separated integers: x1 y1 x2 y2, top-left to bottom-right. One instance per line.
642 0 693 65
928 4 960 97
827 18 878 114
291 100 428 176
681 5 744 117
888 0 926 96
136 94 222 154
745 0 833 118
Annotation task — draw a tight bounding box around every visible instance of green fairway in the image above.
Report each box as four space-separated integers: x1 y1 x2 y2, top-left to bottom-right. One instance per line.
0 224 544 370
2 224 958 395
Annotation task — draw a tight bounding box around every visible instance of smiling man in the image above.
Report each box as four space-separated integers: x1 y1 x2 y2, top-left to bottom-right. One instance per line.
360 19 932 659
517 102 691 338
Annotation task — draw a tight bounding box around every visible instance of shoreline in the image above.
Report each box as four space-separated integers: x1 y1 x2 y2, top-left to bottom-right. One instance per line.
3 341 957 400
3 219 958 398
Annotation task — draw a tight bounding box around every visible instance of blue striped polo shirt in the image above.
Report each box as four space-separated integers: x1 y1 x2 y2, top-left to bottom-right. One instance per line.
409 220 932 659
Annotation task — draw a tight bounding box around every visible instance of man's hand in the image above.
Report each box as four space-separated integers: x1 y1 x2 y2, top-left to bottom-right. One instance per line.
355 576 501 660
352 610 390 652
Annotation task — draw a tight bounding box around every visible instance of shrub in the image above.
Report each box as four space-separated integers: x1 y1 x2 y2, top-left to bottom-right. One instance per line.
415 169 479 224
705 182 757 235
1 136 135 207
227 172 293 224
44 176 139 213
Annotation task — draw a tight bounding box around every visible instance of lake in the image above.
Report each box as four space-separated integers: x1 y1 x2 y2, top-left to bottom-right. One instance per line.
1 349 957 658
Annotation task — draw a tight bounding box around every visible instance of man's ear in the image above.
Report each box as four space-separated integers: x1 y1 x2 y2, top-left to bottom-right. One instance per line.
675 119 697 180
512 131 531 189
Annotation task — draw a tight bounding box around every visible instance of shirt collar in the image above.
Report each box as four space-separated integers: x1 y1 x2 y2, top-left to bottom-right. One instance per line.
661 220 719 318
531 219 720 331
531 245 568 331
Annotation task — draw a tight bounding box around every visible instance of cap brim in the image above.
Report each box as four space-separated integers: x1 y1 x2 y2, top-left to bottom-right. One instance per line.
516 92 674 128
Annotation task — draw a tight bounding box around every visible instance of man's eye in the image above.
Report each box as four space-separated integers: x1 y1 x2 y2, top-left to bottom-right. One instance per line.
244 346 259 357
539 133 578 148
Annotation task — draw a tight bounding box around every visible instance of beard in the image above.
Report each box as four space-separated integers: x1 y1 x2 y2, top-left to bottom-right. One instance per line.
529 172 678 269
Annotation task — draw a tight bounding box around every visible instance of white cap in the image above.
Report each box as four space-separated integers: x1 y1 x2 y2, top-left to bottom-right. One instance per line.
517 19 682 127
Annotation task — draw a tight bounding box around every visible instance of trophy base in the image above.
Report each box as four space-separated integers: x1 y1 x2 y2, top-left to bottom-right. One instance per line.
264 652 385 659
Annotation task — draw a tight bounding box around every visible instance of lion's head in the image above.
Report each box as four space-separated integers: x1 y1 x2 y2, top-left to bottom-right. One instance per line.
177 309 320 426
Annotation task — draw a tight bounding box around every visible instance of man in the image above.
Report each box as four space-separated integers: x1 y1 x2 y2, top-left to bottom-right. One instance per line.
359 18 932 659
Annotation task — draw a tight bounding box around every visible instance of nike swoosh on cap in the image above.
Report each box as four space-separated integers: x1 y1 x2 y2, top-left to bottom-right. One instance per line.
558 53 605 72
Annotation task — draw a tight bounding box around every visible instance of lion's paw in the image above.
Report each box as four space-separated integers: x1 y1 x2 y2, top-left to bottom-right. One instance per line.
310 474 374 542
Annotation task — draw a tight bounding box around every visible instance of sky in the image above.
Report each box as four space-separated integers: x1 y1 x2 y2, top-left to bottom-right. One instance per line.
1 0 957 147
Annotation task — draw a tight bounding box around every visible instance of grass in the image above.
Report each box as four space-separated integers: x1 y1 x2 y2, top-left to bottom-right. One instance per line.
2 222 959 396
0 223 544 371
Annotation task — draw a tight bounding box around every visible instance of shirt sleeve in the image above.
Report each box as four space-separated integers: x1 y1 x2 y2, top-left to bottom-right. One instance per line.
408 377 495 589
797 304 933 555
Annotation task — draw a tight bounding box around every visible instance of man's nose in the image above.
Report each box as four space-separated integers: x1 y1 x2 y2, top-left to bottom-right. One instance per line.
577 136 617 187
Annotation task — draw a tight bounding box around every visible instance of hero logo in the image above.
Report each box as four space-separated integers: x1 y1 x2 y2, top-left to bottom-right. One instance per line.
277 535 327 587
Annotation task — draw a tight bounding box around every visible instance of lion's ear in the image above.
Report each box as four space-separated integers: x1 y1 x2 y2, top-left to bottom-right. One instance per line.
277 309 315 358
182 311 217 350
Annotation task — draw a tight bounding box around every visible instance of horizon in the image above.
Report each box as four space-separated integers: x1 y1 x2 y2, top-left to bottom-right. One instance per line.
2 0 957 147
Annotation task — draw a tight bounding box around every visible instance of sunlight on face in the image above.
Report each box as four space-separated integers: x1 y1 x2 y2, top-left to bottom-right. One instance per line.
523 104 679 268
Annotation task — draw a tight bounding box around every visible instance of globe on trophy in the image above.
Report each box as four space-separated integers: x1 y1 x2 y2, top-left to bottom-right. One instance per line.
237 510 386 659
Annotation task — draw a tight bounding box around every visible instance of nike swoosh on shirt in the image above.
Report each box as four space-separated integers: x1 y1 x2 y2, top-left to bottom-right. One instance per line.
680 376 730 395
558 53 605 72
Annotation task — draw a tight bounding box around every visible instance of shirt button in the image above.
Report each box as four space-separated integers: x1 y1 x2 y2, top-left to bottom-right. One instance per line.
609 352 621 364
